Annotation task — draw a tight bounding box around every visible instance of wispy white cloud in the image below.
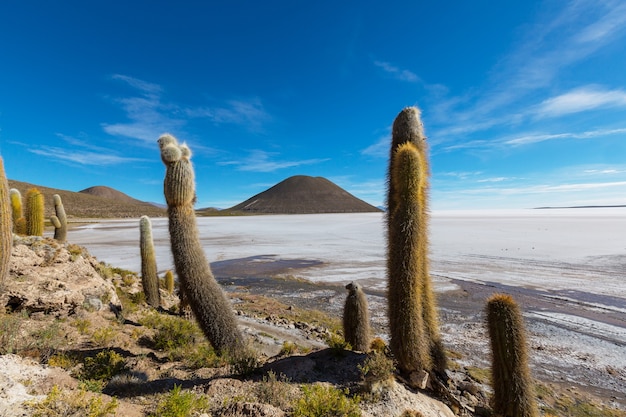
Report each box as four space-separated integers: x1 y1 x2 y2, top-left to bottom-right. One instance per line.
111 74 162 95
429 1 626 143
361 135 389 158
103 75 272 143
218 150 328 172
373 60 419 83
504 127 626 146
29 146 144 166
534 86 626 117
102 75 184 143
185 98 271 132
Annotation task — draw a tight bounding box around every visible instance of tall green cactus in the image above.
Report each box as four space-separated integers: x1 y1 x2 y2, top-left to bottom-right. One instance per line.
25 188 44 237
386 107 446 376
50 194 68 243
158 133 244 354
9 188 26 235
486 294 538 417
0 157 12 290
140 215 161 308
343 282 371 352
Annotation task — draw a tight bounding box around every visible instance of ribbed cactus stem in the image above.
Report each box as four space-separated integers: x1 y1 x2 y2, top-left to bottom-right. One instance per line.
164 270 175 294
9 188 25 234
140 215 161 308
51 194 67 243
25 188 44 236
343 282 371 352
386 107 446 377
158 133 244 354
388 141 430 373
487 294 538 417
0 157 12 289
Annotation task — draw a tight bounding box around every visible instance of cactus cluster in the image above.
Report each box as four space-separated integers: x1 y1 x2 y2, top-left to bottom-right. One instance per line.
158 133 244 354
487 294 538 417
25 188 44 237
343 282 371 352
50 194 68 242
0 157 12 289
386 107 446 376
140 215 161 308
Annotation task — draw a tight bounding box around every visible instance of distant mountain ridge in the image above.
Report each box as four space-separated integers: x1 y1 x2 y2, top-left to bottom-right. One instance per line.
224 175 382 214
7 180 165 218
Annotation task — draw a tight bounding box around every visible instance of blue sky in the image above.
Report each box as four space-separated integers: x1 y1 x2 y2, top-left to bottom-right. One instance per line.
1 1 626 210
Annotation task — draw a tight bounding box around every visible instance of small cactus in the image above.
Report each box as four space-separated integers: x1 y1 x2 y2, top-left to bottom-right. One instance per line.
343 282 371 352
25 188 44 236
164 270 175 294
0 157 12 289
486 294 538 417
158 133 244 354
50 194 68 242
9 188 26 235
139 215 161 308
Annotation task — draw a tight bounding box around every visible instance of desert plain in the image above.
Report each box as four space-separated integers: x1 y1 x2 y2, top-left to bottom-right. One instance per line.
69 208 626 408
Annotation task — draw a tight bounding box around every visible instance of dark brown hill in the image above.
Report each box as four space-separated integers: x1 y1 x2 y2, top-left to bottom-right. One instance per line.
8 180 166 218
225 175 382 214
79 185 143 205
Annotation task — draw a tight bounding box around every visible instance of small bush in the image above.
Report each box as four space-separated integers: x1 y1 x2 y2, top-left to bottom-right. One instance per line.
293 384 361 417
228 346 260 376
325 333 351 355
92 327 116 346
369 337 386 353
47 353 78 370
358 352 395 386
149 384 209 417
80 349 126 383
255 371 295 410
279 341 299 356
27 385 118 417
71 318 91 334
0 312 24 354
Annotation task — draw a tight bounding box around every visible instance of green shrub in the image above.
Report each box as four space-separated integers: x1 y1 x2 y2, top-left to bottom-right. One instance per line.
255 371 295 410
325 333 351 355
293 384 361 417
149 384 209 417
80 349 126 382
27 385 118 417
358 352 395 386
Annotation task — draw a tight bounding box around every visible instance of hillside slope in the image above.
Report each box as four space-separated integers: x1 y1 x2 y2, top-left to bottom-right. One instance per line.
225 175 382 214
8 180 165 218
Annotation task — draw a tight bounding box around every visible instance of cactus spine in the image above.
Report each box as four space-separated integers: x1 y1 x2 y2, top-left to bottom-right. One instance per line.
158 133 244 354
140 215 161 308
386 107 446 376
0 157 12 289
164 270 175 294
50 194 68 243
343 282 371 352
9 188 26 235
486 294 538 417
25 188 44 236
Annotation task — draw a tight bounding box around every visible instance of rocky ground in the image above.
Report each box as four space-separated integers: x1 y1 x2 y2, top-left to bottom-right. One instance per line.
0 237 624 416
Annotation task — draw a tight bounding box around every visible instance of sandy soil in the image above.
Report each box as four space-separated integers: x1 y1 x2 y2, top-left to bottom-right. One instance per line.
68 210 626 409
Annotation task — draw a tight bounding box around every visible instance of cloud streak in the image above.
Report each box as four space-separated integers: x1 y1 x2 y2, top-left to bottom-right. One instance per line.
373 60 419 83
534 86 626 117
429 0 626 144
219 150 328 173
103 74 272 144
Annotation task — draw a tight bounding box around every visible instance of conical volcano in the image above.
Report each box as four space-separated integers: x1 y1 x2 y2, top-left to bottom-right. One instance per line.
226 175 381 214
